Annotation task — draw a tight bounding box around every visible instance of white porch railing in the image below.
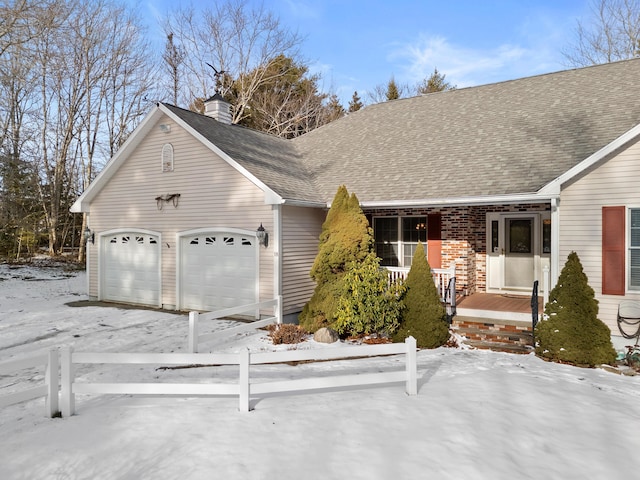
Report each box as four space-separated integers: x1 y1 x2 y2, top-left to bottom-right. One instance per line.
386 264 456 301
188 297 282 353
60 337 417 414
0 348 59 417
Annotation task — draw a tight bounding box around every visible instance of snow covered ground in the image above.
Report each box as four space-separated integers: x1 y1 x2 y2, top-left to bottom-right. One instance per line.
1 260 640 479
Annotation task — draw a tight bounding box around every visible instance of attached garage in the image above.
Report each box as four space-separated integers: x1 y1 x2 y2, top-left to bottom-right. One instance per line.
178 229 259 311
100 231 161 306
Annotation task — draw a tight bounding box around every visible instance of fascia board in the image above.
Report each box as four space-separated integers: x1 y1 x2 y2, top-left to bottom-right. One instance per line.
538 122 640 196
70 106 165 213
159 104 284 205
359 193 558 209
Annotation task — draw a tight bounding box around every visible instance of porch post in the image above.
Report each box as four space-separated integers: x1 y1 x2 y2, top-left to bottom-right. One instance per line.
550 197 560 288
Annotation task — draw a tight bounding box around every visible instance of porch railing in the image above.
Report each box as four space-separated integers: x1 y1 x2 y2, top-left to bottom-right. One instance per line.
386 264 456 302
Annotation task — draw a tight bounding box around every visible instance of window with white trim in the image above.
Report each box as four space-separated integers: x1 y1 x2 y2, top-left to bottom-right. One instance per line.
373 216 427 267
630 209 640 289
162 143 174 172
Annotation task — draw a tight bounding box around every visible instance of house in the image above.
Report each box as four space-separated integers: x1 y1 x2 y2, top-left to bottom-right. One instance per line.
71 58 640 339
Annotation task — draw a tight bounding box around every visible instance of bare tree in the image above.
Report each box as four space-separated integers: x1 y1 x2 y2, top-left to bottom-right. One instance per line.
164 0 304 123
162 32 184 106
0 0 61 57
0 0 155 257
563 0 640 66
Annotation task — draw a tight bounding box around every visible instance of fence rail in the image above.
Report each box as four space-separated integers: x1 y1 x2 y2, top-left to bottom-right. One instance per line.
0 348 59 417
387 265 456 301
188 297 282 353
60 336 417 415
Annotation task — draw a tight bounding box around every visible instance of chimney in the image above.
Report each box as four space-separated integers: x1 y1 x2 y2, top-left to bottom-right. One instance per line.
203 93 232 124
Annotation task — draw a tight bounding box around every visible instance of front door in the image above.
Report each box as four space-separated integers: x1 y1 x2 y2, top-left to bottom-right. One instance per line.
486 213 549 292
504 217 535 289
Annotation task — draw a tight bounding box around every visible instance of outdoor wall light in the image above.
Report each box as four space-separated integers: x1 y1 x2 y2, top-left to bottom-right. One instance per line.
84 226 94 245
256 223 268 247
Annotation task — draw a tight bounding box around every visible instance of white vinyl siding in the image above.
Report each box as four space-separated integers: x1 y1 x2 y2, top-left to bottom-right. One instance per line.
86 114 274 309
559 137 640 333
281 205 325 316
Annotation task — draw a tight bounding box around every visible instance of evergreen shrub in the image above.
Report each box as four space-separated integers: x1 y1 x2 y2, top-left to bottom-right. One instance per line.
393 242 450 348
299 186 373 332
334 253 406 337
535 251 616 366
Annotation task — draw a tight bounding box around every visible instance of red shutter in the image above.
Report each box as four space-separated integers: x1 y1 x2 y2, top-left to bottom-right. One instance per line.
427 213 442 269
602 206 625 295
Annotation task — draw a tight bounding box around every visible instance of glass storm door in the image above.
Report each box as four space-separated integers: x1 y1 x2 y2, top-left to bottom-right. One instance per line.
504 217 535 289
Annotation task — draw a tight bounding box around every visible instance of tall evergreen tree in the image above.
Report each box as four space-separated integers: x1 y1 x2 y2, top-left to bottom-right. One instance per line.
299 185 374 332
416 68 455 94
535 251 616 366
386 77 400 101
393 242 450 348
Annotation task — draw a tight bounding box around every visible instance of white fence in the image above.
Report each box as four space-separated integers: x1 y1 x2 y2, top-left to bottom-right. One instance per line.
60 336 417 414
0 348 59 417
387 264 456 300
188 297 281 353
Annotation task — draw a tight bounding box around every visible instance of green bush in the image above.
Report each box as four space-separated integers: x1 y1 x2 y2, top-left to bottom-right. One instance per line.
299 186 373 332
393 242 450 348
535 251 616 366
334 253 406 337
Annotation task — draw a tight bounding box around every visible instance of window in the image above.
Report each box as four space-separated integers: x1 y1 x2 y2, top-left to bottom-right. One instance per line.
630 209 640 289
374 217 399 266
374 216 427 267
162 143 174 172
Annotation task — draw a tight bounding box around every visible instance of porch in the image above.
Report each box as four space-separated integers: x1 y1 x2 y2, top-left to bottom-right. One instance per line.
388 266 544 353
454 293 543 353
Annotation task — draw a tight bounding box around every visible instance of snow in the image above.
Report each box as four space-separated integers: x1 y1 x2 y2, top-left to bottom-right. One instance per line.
2 261 640 479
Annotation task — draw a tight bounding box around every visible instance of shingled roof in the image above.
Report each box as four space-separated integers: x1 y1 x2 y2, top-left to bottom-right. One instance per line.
161 104 324 204
165 59 640 206
292 58 640 204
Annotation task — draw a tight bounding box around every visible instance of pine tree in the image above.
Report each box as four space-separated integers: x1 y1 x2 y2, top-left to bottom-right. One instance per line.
348 91 363 112
393 242 450 348
386 77 400 101
299 185 373 332
416 67 455 94
535 251 616 366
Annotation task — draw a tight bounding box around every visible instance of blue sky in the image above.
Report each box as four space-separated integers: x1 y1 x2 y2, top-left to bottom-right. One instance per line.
139 0 592 104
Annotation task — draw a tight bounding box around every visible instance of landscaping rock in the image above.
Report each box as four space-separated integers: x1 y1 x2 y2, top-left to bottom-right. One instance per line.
313 327 339 344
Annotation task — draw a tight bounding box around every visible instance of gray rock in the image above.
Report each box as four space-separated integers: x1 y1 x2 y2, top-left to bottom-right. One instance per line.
313 327 339 344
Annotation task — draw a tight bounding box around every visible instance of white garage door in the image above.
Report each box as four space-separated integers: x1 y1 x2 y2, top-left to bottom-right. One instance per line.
179 232 257 311
101 233 161 306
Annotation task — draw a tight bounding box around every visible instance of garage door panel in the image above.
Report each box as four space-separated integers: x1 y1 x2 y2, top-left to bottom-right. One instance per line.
102 233 160 306
179 232 257 311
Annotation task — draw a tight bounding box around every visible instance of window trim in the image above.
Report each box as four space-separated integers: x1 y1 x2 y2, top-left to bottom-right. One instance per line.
161 143 174 172
373 215 428 268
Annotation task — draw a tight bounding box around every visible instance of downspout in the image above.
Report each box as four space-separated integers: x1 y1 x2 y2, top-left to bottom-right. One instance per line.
551 197 560 288
273 203 283 319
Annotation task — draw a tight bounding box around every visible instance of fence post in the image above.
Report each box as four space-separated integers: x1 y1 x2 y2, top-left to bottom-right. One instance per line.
405 336 417 395
238 348 250 412
188 311 199 353
45 348 59 417
60 346 75 417
276 295 282 325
